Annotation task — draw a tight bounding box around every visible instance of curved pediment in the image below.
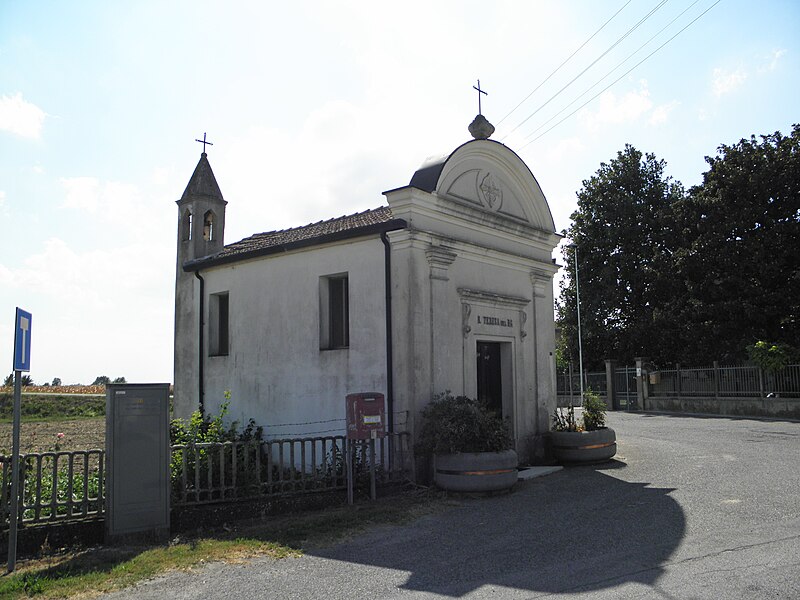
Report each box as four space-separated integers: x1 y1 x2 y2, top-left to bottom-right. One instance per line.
409 139 556 233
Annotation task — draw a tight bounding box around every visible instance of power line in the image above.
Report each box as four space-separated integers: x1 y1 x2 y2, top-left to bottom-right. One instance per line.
501 0 671 141
519 0 724 150
496 0 633 127
522 0 703 143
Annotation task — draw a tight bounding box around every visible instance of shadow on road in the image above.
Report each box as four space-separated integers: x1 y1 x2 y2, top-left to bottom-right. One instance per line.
311 464 685 597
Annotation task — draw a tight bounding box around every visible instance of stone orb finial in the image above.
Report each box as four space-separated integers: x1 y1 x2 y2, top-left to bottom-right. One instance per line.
469 114 495 140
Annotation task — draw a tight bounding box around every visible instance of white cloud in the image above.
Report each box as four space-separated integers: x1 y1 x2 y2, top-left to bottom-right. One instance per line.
0 235 175 383
60 176 150 226
578 80 654 131
548 137 586 162
712 68 747 96
649 101 680 126
61 177 101 212
761 49 787 72
0 92 46 139
0 190 8 219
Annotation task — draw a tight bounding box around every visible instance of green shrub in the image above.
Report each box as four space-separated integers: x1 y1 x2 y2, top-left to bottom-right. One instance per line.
0 394 105 422
552 405 580 432
416 392 513 455
169 395 265 501
552 389 607 432
582 389 607 431
747 341 797 373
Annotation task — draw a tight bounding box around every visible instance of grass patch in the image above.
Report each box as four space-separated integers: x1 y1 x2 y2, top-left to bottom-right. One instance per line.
0 395 105 423
0 490 442 599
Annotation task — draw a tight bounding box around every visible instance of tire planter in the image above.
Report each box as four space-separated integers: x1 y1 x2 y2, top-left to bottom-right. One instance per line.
433 449 518 492
551 428 617 464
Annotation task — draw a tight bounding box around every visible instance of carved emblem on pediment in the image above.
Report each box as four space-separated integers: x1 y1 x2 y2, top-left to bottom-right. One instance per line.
479 172 502 211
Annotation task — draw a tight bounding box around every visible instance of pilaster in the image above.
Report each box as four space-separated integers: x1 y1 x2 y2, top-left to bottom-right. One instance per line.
426 246 457 396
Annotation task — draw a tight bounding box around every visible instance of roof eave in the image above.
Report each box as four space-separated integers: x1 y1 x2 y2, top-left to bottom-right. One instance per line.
182 218 407 272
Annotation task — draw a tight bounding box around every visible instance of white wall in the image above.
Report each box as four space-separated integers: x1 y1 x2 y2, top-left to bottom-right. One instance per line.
197 235 388 439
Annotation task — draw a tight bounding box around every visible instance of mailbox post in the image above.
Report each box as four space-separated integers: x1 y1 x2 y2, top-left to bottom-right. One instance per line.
345 393 386 504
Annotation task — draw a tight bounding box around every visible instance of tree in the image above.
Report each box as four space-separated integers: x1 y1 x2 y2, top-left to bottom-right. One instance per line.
671 125 800 362
4 373 34 386
92 375 111 386
112 376 127 384
557 145 685 367
51 377 62 386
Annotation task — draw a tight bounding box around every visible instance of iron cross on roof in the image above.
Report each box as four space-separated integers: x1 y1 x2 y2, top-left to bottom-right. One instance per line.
473 79 488 115
195 132 214 153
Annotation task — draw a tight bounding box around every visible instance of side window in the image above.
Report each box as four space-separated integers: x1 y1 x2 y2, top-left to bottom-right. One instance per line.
319 274 349 349
209 292 229 356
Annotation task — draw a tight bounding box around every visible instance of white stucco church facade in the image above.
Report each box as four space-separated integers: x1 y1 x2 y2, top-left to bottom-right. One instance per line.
173 116 561 463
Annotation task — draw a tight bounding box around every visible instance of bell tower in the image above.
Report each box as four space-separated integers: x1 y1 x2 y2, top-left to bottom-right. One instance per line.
176 151 227 263
174 146 227 417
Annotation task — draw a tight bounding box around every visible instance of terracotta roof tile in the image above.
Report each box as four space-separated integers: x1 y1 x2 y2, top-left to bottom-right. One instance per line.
186 206 402 269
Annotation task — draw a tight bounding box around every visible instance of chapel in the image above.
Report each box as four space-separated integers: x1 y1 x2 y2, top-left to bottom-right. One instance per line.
173 114 561 463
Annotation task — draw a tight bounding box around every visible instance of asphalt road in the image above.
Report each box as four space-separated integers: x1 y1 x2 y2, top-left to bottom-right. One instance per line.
104 412 800 599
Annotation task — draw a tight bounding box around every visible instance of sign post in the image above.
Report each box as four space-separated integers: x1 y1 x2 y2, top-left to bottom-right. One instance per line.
7 308 32 573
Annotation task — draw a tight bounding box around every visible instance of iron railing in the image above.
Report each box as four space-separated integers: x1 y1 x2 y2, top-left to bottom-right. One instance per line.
650 364 800 399
2 431 413 528
556 369 607 403
614 366 637 408
557 363 800 402
170 431 413 506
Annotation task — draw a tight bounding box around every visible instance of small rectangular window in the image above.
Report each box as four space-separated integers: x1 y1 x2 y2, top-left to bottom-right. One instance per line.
209 292 229 356
320 274 349 349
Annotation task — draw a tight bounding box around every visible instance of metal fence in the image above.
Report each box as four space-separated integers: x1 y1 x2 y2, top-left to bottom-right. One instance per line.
557 362 800 405
2 431 413 529
556 369 607 403
614 366 637 408
650 364 800 398
1 449 105 528
171 431 413 506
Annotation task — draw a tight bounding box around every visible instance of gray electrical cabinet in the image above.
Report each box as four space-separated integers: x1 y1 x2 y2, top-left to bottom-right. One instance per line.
105 383 170 543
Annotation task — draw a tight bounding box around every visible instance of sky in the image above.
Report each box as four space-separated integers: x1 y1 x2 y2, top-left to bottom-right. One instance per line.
1 0 798 385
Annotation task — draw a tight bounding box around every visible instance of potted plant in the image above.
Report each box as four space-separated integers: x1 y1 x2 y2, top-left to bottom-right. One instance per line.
416 392 517 492
551 390 616 464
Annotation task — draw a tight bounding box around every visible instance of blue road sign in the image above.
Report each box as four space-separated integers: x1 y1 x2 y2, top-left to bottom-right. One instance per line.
13 308 32 372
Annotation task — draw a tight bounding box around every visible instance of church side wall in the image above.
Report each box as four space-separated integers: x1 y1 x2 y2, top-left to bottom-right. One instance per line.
197 236 388 438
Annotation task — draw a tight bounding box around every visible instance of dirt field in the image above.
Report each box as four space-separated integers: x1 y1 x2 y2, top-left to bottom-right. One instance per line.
0 418 105 454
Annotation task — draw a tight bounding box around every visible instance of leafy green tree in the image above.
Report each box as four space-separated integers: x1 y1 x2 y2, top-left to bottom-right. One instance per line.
747 341 797 373
92 375 111 386
557 145 685 367
51 377 62 386
5 373 34 386
672 125 800 362
112 376 127 384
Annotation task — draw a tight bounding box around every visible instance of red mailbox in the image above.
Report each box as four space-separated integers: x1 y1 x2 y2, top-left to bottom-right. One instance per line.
346 392 386 440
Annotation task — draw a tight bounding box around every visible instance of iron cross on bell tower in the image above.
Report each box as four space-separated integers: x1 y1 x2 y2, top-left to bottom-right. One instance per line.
195 132 214 154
